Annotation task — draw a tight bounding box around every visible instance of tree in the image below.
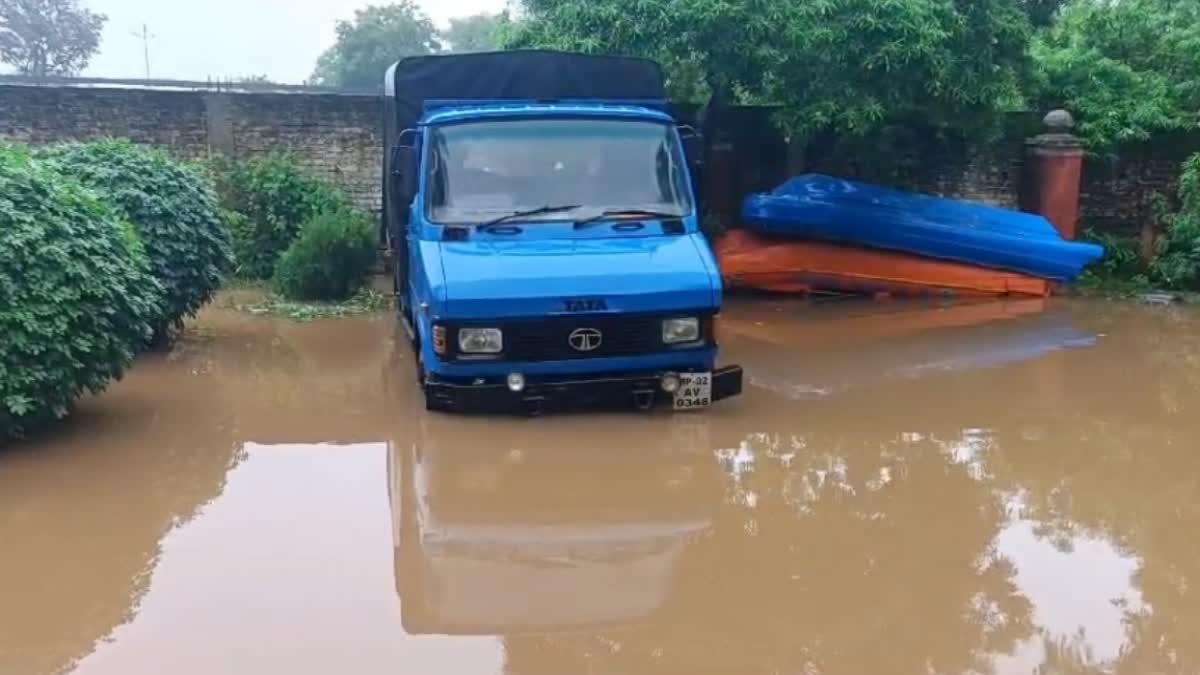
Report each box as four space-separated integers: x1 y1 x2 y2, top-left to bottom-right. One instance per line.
443 12 506 53
506 0 1032 143
0 0 106 78
1020 0 1067 27
1030 0 1200 153
311 2 441 89
1029 0 1200 263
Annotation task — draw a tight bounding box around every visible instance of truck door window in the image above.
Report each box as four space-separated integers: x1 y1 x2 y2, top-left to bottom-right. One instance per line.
427 119 693 225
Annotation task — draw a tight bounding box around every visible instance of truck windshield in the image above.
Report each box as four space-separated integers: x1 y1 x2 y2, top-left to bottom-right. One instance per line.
426 119 693 224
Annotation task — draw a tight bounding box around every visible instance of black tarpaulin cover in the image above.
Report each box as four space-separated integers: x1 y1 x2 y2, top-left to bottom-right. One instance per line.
390 50 666 130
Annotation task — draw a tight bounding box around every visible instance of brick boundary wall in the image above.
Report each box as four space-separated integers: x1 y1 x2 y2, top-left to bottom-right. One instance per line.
0 84 383 213
4 84 1198 235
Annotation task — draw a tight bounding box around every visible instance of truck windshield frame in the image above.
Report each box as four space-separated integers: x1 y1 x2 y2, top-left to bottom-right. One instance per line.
424 118 694 226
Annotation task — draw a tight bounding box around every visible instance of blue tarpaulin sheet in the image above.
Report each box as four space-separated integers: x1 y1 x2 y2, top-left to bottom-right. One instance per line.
741 175 1105 282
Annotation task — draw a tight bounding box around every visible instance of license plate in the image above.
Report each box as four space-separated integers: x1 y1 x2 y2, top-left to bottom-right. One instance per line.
673 372 712 411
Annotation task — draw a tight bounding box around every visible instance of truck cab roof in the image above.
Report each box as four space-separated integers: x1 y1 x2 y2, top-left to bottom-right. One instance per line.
384 50 667 134
419 102 675 127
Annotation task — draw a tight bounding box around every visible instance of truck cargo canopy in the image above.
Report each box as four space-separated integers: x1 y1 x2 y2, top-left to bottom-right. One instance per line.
388 50 666 131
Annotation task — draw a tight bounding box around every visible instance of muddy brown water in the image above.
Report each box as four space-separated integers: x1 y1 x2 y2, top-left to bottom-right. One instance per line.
3 296 1200 675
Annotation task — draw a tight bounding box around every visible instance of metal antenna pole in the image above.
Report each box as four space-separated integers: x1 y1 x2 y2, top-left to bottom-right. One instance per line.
130 24 154 79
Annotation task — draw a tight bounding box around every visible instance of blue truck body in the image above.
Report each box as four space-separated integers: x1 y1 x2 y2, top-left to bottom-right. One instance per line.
383 52 742 413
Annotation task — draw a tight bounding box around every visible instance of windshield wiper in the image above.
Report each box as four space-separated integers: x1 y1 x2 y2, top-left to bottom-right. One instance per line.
573 209 684 230
478 204 582 229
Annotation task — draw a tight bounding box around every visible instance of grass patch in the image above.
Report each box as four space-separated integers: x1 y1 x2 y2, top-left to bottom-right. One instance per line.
221 278 272 292
1073 271 1200 304
1074 270 1156 298
232 287 392 321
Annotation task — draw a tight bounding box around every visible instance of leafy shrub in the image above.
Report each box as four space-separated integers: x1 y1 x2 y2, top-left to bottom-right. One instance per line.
1150 153 1200 290
212 155 349 279
1076 229 1151 294
273 210 378 301
42 140 233 339
0 146 161 438
1082 229 1143 280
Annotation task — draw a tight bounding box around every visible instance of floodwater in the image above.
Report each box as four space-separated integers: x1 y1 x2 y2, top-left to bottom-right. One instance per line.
3 296 1200 675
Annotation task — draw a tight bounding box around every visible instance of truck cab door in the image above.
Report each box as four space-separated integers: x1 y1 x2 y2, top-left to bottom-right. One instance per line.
389 130 420 320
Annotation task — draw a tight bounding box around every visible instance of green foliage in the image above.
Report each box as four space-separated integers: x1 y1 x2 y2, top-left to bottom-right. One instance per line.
507 0 1032 141
234 288 390 321
1151 154 1200 289
444 12 506 53
1078 156 1200 293
1084 229 1143 281
1019 0 1067 28
42 140 233 339
273 210 378 301
310 2 441 88
1076 229 1152 295
212 155 349 280
1030 0 1200 152
0 145 160 437
0 0 107 78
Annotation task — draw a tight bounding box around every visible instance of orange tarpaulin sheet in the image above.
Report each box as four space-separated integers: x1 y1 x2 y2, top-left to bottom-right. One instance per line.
715 230 1050 298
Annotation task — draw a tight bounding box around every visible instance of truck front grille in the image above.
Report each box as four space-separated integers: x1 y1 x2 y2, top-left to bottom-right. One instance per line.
448 313 711 362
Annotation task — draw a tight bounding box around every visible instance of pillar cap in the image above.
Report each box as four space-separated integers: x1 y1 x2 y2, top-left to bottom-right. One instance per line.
1027 109 1084 150
1043 109 1075 131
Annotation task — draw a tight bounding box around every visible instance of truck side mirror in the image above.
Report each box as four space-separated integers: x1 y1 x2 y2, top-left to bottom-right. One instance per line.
391 128 420 205
678 125 704 171
678 125 705 208
392 145 418 201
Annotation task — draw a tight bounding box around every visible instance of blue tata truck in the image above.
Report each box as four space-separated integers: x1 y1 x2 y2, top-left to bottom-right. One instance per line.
382 50 742 413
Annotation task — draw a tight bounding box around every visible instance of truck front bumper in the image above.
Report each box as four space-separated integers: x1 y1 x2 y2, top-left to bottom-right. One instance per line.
424 366 743 414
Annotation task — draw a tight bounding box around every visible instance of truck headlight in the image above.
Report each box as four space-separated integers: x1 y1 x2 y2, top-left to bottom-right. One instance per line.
458 327 503 354
662 317 700 344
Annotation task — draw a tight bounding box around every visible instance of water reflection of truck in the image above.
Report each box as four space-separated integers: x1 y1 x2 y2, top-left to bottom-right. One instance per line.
381 50 742 414
387 414 721 635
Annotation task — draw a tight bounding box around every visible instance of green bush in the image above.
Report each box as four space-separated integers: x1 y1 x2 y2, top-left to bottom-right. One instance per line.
1076 229 1151 294
1081 229 1143 280
212 155 349 279
1150 153 1200 289
273 210 378 301
1 146 161 438
42 140 233 339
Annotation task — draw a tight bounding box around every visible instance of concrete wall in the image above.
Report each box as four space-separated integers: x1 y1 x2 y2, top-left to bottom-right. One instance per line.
0 84 383 212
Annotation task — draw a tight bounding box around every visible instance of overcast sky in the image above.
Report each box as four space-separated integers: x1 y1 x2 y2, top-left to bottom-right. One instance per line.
80 0 508 83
